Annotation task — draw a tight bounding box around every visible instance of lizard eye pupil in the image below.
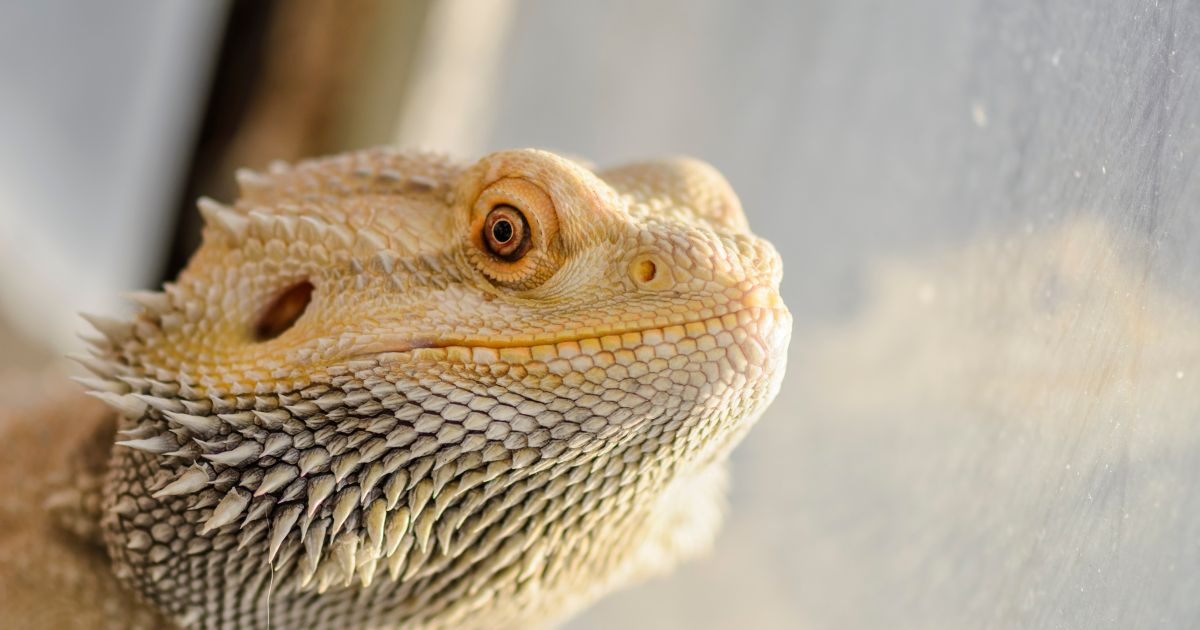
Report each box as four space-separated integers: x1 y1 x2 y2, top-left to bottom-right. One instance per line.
482 205 530 261
492 219 513 244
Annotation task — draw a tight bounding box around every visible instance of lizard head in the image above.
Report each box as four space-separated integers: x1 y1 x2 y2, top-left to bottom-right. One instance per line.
83 148 790 627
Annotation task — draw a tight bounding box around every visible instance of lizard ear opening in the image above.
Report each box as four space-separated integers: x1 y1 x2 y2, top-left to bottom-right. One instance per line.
254 280 313 341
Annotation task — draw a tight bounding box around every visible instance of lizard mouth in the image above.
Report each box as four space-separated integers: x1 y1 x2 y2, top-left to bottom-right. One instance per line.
355 299 790 365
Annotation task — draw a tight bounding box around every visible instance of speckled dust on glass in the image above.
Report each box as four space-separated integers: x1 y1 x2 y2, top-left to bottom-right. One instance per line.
79 147 791 629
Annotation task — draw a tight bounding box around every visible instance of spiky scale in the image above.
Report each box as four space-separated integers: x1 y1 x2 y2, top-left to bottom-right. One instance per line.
306 474 336 518
256 464 298 497
268 503 303 564
197 197 249 239
67 353 118 378
329 487 361 538
383 506 411 557
299 518 330 589
71 375 126 394
80 312 134 343
203 441 262 467
408 478 433 520
122 289 171 312
331 533 359 586
331 451 362 484
115 434 176 454
200 488 250 534
164 410 220 437
411 508 436 553
89 391 148 418
135 394 186 414
298 448 331 476
152 467 210 498
364 499 387 553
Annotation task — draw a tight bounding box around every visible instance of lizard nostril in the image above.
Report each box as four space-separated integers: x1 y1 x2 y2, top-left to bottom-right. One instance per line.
254 280 313 341
634 259 657 283
630 255 673 290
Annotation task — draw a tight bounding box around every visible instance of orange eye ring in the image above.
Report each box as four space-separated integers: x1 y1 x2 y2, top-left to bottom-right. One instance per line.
468 177 562 289
482 204 531 261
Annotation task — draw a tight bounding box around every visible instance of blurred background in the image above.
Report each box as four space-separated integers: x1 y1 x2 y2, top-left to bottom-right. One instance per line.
2 1 1200 628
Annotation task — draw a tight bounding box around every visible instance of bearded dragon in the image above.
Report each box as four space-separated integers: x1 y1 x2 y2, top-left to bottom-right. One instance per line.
0 148 790 629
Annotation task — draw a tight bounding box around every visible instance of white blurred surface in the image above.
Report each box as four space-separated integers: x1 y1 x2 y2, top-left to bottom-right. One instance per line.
0 0 225 351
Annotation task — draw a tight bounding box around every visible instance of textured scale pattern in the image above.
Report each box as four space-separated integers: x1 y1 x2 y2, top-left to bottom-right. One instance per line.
76 147 790 629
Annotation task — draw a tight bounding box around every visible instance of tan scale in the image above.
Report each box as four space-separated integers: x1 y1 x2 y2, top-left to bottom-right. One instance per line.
6 147 790 629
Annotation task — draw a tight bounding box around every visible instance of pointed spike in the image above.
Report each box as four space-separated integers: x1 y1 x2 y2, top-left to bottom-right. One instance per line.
365 499 387 553
117 424 158 440
331 451 362 485
122 290 171 313
304 518 329 565
329 487 361 539
87 391 148 418
431 464 455 496
117 375 151 391
180 399 212 416
251 409 289 429
408 479 433 518
163 410 220 437
306 474 336 518
358 553 378 588
384 470 409 510
412 509 435 553
235 167 271 192
79 312 133 343
216 412 254 430
135 393 186 414
359 463 385 506
198 197 249 239
386 534 414 581
373 252 395 274
115 434 175 454
298 216 330 240
256 464 299 497
332 534 358 585
298 448 331 476
152 467 210 498
200 489 250 534
71 375 125 394
262 433 292 458
384 506 411 557
237 519 268 550
240 496 276 529
436 513 456 556
67 353 117 378
202 441 262 467
268 503 303 564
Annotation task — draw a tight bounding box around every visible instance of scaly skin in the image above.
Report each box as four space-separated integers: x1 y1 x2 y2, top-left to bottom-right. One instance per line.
69 147 790 628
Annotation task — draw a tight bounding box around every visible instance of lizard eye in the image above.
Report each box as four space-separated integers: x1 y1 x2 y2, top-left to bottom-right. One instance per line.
482 205 531 261
469 177 562 289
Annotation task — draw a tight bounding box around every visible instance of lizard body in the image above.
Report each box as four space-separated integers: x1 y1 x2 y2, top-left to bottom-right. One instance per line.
27 148 789 628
